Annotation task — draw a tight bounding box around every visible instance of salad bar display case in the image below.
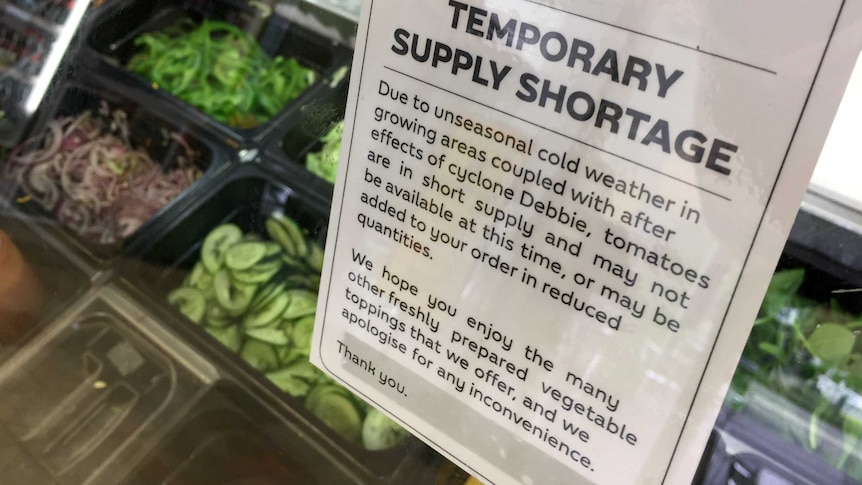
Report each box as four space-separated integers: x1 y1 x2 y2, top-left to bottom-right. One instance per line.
1 1 862 484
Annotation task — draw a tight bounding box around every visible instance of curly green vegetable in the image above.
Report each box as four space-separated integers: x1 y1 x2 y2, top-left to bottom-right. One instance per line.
128 19 315 128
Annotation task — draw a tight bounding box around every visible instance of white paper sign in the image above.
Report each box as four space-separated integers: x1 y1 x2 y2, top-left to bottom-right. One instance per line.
311 1 862 483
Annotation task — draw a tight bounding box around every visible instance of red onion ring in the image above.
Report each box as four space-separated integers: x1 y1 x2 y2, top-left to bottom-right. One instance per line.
6 106 203 244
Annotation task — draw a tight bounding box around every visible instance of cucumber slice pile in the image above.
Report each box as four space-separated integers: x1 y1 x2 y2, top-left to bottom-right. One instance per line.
167 215 406 450
362 408 409 451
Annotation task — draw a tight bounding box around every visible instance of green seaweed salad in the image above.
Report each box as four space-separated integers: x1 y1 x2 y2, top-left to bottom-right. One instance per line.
128 19 315 128
168 214 407 451
729 268 862 478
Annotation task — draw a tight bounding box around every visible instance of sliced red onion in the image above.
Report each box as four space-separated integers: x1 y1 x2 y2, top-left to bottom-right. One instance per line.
6 106 203 244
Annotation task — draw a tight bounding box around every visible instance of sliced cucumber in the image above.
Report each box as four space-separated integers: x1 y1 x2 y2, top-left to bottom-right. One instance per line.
206 325 242 352
245 327 289 346
266 218 296 255
231 265 281 284
285 220 309 258
314 372 336 388
167 214 384 447
192 269 214 292
240 339 279 372
353 394 373 415
266 369 312 397
214 270 255 316
309 393 362 443
205 304 233 328
185 262 205 287
280 253 307 271
277 344 303 366
201 224 242 273
281 346 309 366
362 409 407 451
250 281 288 312
168 287 206 324
281 361 322 382
284 273 316 290
272 212 308 257
253 256 284 273
263 242 282 257
306 384 351 412
307 274 321 291
225 242 268 271
307 243 324 272
292 315 316 349
243 292 290 328
282 289 317 319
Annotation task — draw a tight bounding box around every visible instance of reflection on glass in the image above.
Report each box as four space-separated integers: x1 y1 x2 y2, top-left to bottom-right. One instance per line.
728 268 862 480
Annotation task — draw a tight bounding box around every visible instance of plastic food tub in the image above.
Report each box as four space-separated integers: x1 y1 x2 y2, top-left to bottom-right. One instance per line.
271 72 349 195
85 0 352 147
0 287 214 485
120 162 419 481
2 74 228 264
125 381 363 485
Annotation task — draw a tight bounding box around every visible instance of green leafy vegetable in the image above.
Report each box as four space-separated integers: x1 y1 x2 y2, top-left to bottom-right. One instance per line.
128 20 315 128
807 324 856 365
305 120 344 183
731 268 862 478
761 268 805 319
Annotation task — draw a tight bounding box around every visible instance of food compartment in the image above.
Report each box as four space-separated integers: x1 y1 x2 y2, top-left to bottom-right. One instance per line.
277 74 349 188
123 164 416 479
2 78 224 262
87 0 351 142
722 252 862 483
125 382 358 485
0 291 210 485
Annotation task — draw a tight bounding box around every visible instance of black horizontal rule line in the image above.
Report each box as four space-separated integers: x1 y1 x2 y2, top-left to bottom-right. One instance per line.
382 65 733 202
520 0 778 76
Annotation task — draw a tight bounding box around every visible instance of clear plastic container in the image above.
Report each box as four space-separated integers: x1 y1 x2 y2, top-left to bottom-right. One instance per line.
0 286 215 484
